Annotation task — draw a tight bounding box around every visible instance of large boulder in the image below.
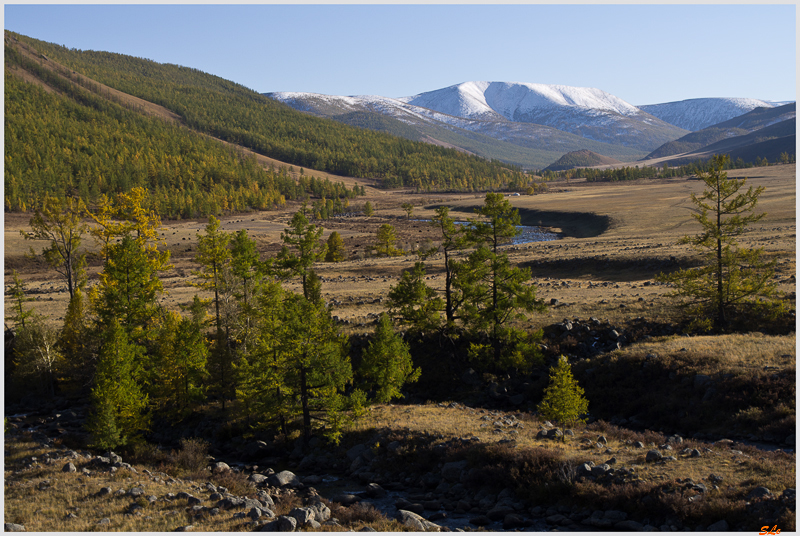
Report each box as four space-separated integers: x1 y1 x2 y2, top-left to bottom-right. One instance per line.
396 510 441 532
267 470 302 488
441 460 468 483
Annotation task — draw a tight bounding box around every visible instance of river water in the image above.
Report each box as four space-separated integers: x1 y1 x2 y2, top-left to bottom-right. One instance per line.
415 220 560 245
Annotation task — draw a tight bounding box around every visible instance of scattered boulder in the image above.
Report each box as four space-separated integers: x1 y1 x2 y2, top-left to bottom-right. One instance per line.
396 510 441 532
267 470 302 488
4 523 26 532
645 450 662 462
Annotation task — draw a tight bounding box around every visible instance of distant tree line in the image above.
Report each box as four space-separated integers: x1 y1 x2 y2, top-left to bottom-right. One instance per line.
542 151 794 182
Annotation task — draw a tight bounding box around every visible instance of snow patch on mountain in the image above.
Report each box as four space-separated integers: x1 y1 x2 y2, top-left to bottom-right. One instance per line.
638 97 789 131
398 81 643 122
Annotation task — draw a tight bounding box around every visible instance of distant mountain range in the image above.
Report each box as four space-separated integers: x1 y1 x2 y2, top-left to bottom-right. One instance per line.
267 81 794 170
639 98 794 131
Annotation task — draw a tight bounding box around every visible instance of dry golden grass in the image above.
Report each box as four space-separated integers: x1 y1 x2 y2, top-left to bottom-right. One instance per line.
348 401 795 498
3 437 254 532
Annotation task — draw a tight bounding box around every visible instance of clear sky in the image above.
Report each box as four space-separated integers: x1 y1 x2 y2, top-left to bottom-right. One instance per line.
4 3 796 105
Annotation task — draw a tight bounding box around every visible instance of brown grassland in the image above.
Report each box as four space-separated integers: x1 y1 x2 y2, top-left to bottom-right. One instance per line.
4 164 796 531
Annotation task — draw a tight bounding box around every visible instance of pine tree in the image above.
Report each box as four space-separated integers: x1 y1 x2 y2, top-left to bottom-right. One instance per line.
275 293 352 444
363 201 374 217
325 231 346 262
359 314 420 403
193 215 232 333
537 357 589 426
87 320 149 450
94 235 162 343
387 262 444 333
277 210 327 299
375 224 402 257
656 154 781 331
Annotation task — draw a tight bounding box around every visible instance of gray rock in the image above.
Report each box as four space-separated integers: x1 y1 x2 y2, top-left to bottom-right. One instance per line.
591 464 610 477
267 470 302 488
212 461 230 473
396 510 440 531
604 510 628 522
330 493 360 506
128 487 144 498
633 441 645 449
364 483 386 498
306 501 330 523
4 524 26 532
645 450 662 462
96 487 113 497
62 462 76 473
249 473 269 485
174 525 194 532
347 444 368 461
707 520 729 531
289 507 316 526
441 460 468 482
748 486 772 499
258 516 297 532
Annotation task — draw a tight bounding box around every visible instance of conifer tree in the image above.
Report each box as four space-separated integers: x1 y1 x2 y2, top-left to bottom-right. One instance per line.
359 314 420 403
537 357 589 426
193 215 232 333
94 235 162 343
87 320 149 450
387 262 444 333
275 293 352 444
325 231 346 262
656 154 781 331
277 210 327 299
375 224 402 257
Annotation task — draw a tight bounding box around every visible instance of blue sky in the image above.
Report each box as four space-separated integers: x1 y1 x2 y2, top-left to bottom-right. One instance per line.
4 4 796 105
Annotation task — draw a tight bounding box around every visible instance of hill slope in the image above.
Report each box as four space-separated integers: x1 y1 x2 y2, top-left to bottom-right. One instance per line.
639 97 792 131
5 32 532 197
543 150 622 172
645 103 796 160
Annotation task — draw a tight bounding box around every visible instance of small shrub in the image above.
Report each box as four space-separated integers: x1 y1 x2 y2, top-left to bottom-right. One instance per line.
330 502 386 525
169 437 210 477
209 470 253 497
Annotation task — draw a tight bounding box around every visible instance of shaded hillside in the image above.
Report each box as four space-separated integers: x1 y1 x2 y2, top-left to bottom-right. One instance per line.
661 118 796 167
646 103 796 160
543 150 622 172
7 32 529 193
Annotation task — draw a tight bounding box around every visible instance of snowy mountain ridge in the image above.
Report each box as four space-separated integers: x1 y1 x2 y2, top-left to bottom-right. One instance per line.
266 81 794 169
638 97 786 131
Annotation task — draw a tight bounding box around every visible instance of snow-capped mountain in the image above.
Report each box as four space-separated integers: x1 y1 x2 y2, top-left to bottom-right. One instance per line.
399 81 643 122
266 81 794 170
638 98 787 132
267 81 688 163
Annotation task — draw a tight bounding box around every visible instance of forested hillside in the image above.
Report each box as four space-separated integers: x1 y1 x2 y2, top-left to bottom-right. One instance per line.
6 32 530 201
4 34 360 217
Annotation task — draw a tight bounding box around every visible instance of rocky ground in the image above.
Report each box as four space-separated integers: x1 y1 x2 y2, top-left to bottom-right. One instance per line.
4 395 796 532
